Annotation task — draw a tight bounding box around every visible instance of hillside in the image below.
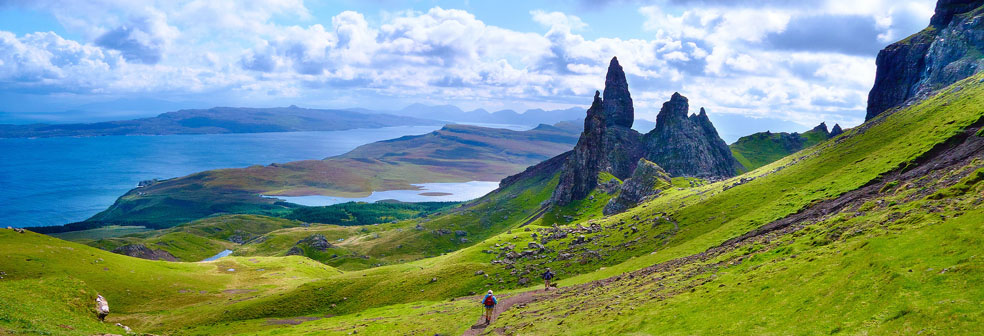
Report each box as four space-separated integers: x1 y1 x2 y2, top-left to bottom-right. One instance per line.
36 122 580 231
0 106 440 138
730 122 844 171
4 2 984 334
3 72 982 335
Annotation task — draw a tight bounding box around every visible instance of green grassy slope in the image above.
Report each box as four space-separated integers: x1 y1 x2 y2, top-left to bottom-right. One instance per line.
730 126 832 171
186 72 984 330
5 77 982 336
0 229 341 334
85 214 305 261
189 73 984 335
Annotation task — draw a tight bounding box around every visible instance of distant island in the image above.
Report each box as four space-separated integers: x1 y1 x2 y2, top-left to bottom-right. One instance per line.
0 105 441 138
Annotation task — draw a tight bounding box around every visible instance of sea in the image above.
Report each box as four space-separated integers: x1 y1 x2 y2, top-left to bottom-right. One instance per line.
0 126 461 228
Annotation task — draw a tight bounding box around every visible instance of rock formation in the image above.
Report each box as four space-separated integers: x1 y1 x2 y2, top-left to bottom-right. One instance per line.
830 124 844 137
866 0 984 120
550 56 739 206
642 94 743 178
111 244 178 261
603 159 671 215
551 58 643 205
602 57 635 128
810 122 829 135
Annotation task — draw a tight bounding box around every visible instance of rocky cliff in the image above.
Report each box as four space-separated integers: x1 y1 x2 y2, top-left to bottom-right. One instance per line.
551 57 739 205
603 159 671 215
642 94 743 178
866 0 984 120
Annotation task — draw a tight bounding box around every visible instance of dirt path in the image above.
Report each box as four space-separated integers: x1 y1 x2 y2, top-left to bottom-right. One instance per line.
461 289 548 336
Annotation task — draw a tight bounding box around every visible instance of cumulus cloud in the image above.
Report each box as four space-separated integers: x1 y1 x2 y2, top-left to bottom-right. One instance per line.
95 13 176 64
0 0 938 129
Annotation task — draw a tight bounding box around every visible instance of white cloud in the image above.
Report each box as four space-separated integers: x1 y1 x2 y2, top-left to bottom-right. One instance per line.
0 0 938 129
531 10 588 31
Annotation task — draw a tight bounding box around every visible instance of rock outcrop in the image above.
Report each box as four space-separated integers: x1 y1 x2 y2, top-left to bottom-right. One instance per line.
111 244 178 261
642 94 743 178
829 124 844 137
603 159 671 215
866 0 984 120
286 234 332 256
551 57 739 205
551 58 643 205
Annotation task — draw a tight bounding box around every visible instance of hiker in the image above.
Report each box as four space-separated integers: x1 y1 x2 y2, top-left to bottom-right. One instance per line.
481 290 498 324
542 268 555 290
95 294 109 322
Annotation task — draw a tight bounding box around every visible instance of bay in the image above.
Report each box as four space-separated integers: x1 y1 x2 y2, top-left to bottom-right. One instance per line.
0 126 441 227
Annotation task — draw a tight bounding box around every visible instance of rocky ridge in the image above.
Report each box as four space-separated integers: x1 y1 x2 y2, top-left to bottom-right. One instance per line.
866 0 984 120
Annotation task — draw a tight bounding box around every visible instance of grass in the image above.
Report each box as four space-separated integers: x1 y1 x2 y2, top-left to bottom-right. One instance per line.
730 127 831 172
49 225 150 242
4 74 983 335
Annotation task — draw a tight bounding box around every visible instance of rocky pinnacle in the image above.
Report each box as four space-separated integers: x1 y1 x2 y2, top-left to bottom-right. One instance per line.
602 57 634 128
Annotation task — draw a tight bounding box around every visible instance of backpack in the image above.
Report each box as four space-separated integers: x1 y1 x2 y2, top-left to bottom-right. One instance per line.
483 295 495 306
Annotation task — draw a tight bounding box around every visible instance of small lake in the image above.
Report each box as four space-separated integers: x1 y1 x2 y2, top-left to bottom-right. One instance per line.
0 126 441 227
201 249 234 262
264 181 500 206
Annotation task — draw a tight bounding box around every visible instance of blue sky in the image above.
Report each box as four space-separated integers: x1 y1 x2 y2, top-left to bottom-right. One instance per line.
0 0 936 130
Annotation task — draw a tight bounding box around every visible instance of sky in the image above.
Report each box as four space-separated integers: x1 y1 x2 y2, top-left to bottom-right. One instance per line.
0 0 937 130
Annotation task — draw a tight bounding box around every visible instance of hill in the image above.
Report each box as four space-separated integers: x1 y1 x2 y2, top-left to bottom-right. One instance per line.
34 122 580 232
4 71 982 335
0 105 440 138
4 2 984 334
729 122 844 171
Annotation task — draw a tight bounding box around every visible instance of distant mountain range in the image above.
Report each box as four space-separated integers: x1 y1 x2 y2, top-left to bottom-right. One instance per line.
0 106 441 138
373 104 587 126
0 102 663 139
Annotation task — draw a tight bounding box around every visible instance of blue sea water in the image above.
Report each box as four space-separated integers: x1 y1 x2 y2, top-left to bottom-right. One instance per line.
0 126 441 228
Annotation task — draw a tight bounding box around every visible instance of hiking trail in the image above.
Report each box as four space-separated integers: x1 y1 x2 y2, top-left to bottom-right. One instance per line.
461 288 550 336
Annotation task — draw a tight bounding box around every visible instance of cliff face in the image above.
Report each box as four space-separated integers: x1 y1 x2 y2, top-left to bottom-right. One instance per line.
551 57 739 205
552 93 610 205
866 0 984 120
642 94 743 178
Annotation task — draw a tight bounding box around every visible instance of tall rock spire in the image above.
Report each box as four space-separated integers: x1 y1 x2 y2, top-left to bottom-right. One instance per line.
602 57 634 128
550 58 737 206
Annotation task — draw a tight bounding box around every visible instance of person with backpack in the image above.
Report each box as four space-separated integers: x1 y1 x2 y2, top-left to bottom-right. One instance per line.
542 268 555 291
481 290 497 324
